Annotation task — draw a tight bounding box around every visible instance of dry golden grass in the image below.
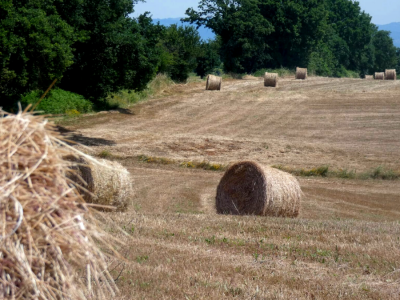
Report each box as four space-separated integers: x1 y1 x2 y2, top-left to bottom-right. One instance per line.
60 76 400 299
0 110 118 299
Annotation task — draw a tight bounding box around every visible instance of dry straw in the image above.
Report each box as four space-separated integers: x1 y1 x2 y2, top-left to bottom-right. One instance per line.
216 161 301 217
206 74 222 91
0 109 120 299
375 72 384 80
264 72 279 87
295 67 307 80
385 69 396 80
67 156 133 212
364 75 374 80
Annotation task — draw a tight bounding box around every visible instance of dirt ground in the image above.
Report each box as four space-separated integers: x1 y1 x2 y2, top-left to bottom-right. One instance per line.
62 76 400 299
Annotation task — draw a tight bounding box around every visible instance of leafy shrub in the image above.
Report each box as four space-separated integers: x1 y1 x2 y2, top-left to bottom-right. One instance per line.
21 89 92 114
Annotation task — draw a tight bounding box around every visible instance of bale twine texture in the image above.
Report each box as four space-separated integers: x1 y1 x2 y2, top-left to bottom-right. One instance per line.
67 156 133 212
264 72 279 87
295 67 307 80
216 161 301 218
375 72 384 80
364 75 373 80
206 74 222 90
385 69 397 80
0 110 118 299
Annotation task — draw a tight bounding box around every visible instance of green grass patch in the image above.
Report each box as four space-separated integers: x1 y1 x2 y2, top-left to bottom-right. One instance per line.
138 155 225 171
21 88 93 115
273 165 399 180
105 74 174 109
253 68 295 78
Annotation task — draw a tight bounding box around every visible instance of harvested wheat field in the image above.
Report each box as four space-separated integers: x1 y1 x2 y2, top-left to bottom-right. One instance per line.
61 76 400 299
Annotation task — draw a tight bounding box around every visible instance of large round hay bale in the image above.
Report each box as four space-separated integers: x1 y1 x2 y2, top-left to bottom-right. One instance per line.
206 74 222 90
264 72 279 87
67 156 133 212
216 161 301 217
385 69 397 80
0 110 117 299
295 67 307 80
364 75 373 80
374 72 384 80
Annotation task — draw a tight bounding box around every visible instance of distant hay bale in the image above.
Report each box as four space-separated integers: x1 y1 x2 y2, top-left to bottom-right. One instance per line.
264 72 279 87
0 110 118 299
385 69 396 80
216 161 301 217
364 75 373 80
375 72 384 80
206 74 222 90
295 67 307 80
67 156 133 212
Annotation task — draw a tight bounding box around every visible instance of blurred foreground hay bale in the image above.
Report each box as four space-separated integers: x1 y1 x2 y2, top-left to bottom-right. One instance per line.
0 110 118 299
216 161 301 217
385 69 396 80
264 72 278 87
295 67 307 80
67 156 133 212
375 72 384 80
206 74 222 90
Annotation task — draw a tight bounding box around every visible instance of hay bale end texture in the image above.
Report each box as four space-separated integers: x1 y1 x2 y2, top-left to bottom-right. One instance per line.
0 110 118 300
385 69 396 80
216 161 301 218
264 72 279 87
375 72 384 80
206 74 222 90
295 67 307 80
364 75 374 80
66 156 133 212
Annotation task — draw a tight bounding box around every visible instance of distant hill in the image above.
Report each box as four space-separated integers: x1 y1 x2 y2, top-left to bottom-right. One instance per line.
153 18 216 41
378 22 400 47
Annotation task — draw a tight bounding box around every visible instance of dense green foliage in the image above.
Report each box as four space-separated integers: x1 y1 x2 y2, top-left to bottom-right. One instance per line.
20 88 92 114
195 39 221 78
59 3 161 103
0 0 79 106
157 24 202 82
185 0 398 76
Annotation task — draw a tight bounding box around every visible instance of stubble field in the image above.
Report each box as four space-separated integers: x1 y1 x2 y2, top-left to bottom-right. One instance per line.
62 76 400 299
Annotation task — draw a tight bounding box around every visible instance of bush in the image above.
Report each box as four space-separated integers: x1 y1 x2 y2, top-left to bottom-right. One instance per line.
21 89 92 114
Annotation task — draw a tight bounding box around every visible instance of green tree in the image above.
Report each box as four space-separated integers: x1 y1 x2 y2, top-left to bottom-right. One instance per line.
258 0 327 68
324 0 374 73
184 0 274 73
158 24 202 82
372 29 398 72
0 0 78 107
59 2 161 103
195 39 221 79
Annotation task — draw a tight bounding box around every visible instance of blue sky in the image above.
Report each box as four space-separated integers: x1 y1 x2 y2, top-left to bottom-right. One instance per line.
132 0 399 25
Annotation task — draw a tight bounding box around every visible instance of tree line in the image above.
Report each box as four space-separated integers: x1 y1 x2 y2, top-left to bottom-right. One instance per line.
1 0 399 110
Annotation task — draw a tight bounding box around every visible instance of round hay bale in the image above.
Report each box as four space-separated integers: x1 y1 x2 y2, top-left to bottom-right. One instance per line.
295 67 307 80
216 161 301 218
67 156 133 212
364 75 374 80
385 69 396 80
206 74 222 90
374 72 384 80
0 110 118 299
264 72 279 87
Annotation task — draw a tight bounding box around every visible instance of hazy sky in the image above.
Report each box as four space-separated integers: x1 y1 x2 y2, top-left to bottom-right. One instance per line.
132 0 400 25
